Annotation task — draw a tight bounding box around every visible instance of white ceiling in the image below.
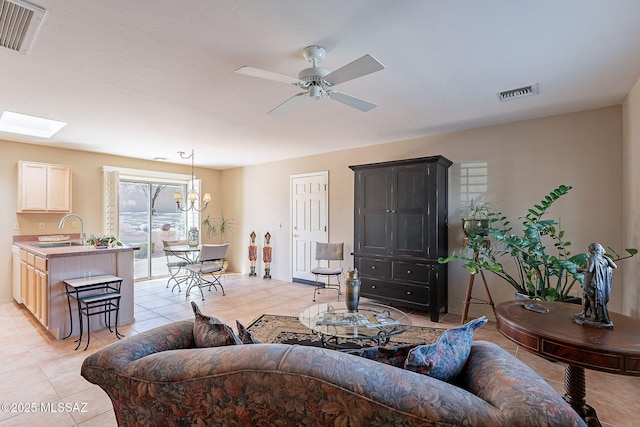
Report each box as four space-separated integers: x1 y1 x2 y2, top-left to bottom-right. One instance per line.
2 0 640 169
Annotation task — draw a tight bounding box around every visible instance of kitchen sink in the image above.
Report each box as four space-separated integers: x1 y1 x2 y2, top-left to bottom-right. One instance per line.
31 241 84 248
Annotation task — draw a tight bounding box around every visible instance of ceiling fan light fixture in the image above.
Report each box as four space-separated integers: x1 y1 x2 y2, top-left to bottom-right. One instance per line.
309 85 322 100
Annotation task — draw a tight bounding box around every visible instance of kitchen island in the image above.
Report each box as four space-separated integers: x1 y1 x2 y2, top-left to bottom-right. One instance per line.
13 236 138 339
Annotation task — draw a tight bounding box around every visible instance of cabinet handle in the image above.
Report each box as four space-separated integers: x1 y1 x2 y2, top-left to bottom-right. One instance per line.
371 285 377 289
385 209 390 213
392 210 397 213
406 270 412 274
406 291 412 295
371 265 376 270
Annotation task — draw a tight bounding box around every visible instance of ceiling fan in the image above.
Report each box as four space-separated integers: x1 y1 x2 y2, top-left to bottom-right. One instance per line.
235 45 384 115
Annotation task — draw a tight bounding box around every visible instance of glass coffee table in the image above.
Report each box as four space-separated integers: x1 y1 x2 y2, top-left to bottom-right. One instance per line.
299 301 412 348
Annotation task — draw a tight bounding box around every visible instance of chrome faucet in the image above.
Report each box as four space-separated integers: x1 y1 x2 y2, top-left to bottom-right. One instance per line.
58 214 86 245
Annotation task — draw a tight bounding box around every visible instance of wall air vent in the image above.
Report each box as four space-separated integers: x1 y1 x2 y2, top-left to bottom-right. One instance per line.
496 83 539 102
0 0 45 53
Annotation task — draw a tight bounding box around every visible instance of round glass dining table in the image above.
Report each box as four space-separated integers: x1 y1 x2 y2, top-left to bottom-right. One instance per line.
163 244 200 263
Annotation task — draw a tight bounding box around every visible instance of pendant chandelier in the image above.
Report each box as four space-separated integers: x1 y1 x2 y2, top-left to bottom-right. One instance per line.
173 149 211 212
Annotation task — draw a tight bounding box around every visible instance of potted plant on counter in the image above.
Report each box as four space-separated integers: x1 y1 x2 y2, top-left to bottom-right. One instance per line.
440 185 637 302
87 234 123 249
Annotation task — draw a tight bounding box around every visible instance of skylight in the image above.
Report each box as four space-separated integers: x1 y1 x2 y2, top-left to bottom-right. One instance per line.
0 111 67 138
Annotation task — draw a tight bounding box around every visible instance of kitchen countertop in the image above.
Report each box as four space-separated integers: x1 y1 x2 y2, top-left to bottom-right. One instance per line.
13 235 139 259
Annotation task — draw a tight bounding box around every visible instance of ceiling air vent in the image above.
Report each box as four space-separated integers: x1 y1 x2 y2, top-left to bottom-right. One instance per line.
0 0 45 53
496 83 539 102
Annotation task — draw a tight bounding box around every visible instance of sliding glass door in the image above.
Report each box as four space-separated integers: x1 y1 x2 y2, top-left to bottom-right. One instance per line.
119 180 188 280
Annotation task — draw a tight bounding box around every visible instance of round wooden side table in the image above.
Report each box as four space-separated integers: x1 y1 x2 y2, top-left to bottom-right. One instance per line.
495 300 640 427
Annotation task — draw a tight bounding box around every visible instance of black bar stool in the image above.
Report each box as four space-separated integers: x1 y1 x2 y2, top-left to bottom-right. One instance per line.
63 275 124 350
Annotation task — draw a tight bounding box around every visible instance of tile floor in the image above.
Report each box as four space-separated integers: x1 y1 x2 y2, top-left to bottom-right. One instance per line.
1 274 638 426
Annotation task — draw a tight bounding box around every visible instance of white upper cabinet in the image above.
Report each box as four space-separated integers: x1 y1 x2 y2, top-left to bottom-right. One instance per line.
18 161 72 213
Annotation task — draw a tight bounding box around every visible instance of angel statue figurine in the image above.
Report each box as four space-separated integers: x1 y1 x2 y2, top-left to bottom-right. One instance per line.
573 242 617 329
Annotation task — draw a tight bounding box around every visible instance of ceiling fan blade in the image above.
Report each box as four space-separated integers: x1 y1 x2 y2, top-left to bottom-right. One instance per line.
268 92 307 115
235 66 300 85
326 91 377 112
324 54 384 85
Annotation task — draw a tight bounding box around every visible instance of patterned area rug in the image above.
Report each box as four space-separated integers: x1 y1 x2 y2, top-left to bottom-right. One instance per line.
247 314 445 349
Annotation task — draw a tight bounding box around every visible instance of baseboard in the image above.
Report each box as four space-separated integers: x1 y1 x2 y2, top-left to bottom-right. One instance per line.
292 277 317 286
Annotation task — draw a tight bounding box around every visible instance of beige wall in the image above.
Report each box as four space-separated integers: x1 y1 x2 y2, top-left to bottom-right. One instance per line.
622 76 640 317
222 106 630 319
4 105 636 320
1 140 221 301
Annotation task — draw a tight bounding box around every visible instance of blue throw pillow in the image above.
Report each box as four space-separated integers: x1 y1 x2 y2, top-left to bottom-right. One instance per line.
404 316 487 382
342 344 433 373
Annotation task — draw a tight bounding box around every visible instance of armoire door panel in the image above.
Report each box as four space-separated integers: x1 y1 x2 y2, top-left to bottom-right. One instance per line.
356 168 392 255
395 165 424 210
362 170 390 210
362 212 388 252
395 213 425 254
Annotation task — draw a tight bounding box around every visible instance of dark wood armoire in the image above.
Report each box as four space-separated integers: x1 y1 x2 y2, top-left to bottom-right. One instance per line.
350 156 452 322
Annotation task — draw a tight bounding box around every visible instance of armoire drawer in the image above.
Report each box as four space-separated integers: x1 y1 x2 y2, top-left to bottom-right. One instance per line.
392 261 430 283
358 258 391 278
361 279 430 304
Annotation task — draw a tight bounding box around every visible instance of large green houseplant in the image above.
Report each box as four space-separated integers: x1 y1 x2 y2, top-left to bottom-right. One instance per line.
439 185 637 301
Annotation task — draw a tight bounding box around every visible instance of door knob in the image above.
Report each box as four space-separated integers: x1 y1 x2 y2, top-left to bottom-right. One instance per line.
292 234 299 238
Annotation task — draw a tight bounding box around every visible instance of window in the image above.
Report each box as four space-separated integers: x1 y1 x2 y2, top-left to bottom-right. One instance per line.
102 166 200 280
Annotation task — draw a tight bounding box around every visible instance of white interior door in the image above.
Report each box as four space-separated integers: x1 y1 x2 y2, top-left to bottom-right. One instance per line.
291 172 328 282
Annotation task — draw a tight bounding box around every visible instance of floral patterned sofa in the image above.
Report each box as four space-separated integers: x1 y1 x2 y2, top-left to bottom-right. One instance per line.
81 320 586 426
